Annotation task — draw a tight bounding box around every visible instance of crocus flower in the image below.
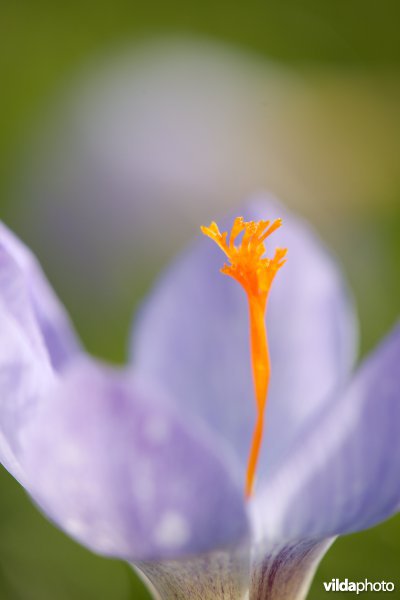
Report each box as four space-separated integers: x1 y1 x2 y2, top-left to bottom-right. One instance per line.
1 195 399 600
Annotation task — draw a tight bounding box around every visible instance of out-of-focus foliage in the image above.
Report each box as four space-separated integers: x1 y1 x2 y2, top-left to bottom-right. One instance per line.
1 0 400 204
0 1 399 599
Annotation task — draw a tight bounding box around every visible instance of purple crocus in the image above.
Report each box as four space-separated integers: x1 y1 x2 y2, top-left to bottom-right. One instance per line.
1 196 399 600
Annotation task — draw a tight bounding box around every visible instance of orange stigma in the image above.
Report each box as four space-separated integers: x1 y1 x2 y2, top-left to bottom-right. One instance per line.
201 216 287 498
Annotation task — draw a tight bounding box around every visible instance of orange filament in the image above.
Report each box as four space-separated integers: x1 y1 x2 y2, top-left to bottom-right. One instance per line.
201 217 287 498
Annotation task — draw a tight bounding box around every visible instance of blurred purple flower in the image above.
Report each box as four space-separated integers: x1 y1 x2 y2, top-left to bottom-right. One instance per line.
0 196 399 600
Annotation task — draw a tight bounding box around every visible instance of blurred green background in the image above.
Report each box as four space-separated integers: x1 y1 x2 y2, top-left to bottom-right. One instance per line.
1 1 400 598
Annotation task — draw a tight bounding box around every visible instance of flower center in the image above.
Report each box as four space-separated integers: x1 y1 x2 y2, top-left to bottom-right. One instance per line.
201 216 287 498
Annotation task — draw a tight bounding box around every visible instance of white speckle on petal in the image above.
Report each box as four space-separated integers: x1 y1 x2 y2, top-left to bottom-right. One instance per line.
155 510 190 548
92 524 130 554
144 417 170 444
60 443 83 466
93 533 116 552
65 517 87 536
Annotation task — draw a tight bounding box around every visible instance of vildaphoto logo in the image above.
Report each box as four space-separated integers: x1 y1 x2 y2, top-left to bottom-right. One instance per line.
323 579 395 594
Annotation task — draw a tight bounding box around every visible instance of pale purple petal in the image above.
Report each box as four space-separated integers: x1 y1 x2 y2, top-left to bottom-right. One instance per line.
252 323 400 542
132 195 357 483
0 243 56 483
20 359 248 561
0 222 79 482
0 221 80 369
0 293 53 484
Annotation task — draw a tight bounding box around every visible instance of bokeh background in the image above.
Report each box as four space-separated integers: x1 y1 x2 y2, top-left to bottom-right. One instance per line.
1 1 400 598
